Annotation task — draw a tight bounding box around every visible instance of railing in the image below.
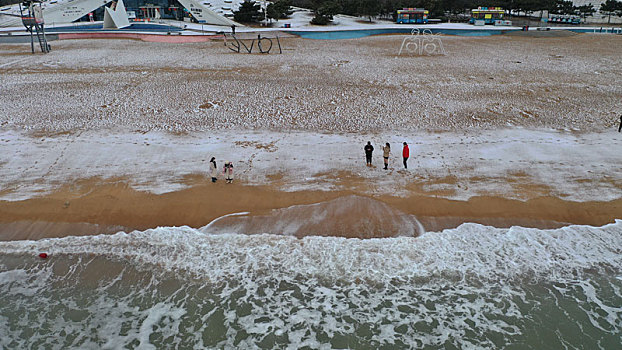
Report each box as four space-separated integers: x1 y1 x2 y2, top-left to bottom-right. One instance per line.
593 27 622 34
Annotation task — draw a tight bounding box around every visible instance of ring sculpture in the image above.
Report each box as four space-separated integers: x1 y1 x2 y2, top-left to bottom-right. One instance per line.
398 29 446 56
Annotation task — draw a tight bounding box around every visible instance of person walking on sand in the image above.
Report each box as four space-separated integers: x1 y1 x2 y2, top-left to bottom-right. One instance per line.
402 142 409 169
224 161 234 183
364 141 374 166
209 157 218 183
618 115 622 132
382 143 391 170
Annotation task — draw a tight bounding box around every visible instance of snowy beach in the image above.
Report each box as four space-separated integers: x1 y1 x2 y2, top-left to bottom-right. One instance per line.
1 34 621 132
1 33 621 236
1 29 622 349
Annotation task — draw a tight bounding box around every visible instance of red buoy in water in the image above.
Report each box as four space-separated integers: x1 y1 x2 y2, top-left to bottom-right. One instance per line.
38 253 48 259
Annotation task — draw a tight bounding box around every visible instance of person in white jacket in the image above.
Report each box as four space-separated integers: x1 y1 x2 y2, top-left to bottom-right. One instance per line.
224 161 234 183
209 157 218 182
382 143 390 170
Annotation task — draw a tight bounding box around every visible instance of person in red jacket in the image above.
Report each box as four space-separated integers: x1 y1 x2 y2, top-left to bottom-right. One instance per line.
402 142 409 169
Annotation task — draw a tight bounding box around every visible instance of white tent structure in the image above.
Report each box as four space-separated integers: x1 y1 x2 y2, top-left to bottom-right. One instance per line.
103 0 130 29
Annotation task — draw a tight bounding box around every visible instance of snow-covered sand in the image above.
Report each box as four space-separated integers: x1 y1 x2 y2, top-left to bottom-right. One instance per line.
0 33 621 234
1 35 621 132
0 128 620 202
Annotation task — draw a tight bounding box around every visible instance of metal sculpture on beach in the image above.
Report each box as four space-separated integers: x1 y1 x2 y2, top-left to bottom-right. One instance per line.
398 28 446 56
225 33 282 54
0 0 50 53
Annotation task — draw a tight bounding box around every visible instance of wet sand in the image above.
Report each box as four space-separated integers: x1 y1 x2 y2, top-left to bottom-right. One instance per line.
1 177 619 240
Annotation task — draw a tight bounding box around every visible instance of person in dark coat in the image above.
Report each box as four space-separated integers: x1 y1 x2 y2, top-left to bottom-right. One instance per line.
364 141 374 166
618 115 622 132
402 142 409 169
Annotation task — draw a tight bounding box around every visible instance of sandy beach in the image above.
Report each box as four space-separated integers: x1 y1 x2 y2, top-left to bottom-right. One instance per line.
2 34 621 131
1 28 622 349
1 33 621 240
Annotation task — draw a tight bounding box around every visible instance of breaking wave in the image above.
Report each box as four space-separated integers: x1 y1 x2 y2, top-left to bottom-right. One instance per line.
201 195 425 238
0 221 621 349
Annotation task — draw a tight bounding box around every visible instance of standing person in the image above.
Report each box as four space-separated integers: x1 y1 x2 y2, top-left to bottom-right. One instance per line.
364 141 374 166
223 161 234 183
402 142 409 169
382 143 390 170
209 157 218 182
618 115 622 132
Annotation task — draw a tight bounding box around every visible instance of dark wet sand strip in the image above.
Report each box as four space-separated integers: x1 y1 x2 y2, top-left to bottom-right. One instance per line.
0 178 619 240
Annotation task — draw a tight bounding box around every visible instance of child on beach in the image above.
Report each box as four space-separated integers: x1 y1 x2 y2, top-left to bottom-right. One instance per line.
224 161 234 183
209 157 218 182
382 143 390 170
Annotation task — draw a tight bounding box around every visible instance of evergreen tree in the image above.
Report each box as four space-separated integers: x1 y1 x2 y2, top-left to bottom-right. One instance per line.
234 0 263 23
443 0 476 21
552 0 575 15
311 1 341 24
358 0 381 22
600 0 622 23
267 0 293 22
339 0 359 16
575 3 595 20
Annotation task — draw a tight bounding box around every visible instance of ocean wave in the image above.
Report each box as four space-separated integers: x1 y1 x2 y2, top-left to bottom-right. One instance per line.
1 220 620 285
201 195 426 238
1 221 621 349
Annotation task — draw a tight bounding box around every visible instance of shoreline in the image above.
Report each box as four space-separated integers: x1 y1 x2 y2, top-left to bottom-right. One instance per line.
1 178 620 241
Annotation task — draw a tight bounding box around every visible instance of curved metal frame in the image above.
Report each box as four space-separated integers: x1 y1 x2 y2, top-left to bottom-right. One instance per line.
225 33 282 54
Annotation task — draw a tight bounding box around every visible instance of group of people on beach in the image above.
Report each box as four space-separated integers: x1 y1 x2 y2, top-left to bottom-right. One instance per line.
365 141 410 170
208 116 622 184
209 157 234 183
209 140 410 185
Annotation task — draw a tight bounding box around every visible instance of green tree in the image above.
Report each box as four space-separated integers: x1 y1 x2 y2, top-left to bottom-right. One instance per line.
552 0 574 14
311 1 341 24
600 0 622 23
266 0 293 22
443 0 476 21
575 3 595 20
339 0 358 16
358 0 381 22
233 0 263 23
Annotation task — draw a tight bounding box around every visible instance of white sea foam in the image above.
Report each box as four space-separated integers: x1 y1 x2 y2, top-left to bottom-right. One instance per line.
1 220 620 285
1 221 620 349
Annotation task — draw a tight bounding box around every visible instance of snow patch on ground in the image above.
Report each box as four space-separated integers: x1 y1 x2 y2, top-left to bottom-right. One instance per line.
0 129 620 202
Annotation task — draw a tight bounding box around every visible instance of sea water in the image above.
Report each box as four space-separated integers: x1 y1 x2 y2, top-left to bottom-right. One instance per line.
1 221 621 349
